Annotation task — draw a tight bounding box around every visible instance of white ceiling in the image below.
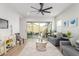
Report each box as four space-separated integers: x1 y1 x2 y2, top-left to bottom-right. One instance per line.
7 3 72 18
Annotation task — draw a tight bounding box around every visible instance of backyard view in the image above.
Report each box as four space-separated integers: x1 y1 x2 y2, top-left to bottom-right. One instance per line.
27 22 52 39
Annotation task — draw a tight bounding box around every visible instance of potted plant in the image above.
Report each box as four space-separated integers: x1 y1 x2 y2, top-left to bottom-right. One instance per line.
66 31 72 38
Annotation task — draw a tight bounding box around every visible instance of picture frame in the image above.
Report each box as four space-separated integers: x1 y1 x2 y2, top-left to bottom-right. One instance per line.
0 18 8 29
69 17 78 27
63 20 69 27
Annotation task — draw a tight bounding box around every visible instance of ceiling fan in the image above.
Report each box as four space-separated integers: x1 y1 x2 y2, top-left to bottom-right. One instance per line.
31 3 53 15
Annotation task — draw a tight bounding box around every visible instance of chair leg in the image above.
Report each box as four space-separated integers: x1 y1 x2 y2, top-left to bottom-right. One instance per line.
16 41 17 45
19 41 21 45
23 39 24 44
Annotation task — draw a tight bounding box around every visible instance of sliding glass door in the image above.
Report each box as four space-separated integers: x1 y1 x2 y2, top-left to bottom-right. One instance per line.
27 22 52 39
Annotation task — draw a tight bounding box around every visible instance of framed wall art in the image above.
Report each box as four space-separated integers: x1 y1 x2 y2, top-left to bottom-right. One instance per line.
0 18 8 29
69 17 78 27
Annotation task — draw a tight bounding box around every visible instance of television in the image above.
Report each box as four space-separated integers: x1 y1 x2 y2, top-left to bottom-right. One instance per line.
0 18 8 29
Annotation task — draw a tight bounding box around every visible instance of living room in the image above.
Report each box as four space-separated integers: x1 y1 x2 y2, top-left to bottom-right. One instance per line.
0 3 79 56
19 3 79 56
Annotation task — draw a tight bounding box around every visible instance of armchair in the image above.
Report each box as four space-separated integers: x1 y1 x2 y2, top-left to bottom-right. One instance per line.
15 33 24 45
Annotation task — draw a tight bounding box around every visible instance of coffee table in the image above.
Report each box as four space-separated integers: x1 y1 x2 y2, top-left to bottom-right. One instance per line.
36 39 47 51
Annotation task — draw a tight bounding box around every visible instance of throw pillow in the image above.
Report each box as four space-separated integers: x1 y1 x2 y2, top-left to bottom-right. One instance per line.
69 38 75 46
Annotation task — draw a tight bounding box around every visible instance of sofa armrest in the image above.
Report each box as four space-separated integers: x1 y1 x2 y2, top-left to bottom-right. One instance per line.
60 41 71 53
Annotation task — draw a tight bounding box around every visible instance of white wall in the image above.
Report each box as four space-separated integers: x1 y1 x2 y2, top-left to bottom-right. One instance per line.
56 4 79 37
56 20 63 32
20 17 27 39
0 4 20 41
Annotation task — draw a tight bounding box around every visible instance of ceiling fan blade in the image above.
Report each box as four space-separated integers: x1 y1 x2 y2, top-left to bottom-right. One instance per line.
31 11 38 12
41 11 44 15
43 10 51 13
31 6 39 10
43 7 52 10
31 11 39 13
40 3 44 10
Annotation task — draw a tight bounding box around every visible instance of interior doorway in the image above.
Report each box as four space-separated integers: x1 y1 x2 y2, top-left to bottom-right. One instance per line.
27 22 52 39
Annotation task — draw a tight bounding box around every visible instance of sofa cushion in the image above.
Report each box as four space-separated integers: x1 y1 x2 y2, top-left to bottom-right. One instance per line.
60 41 79 56
69 37 79 47
62 45 79 56
69 38 79 52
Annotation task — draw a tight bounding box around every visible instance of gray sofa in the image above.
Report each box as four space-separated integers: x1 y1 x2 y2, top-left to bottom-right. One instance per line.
48 36 68 46
48 36 60 46
60 41 79 56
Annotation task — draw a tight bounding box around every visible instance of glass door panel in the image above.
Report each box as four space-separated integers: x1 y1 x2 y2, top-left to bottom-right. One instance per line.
27 22 52 39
